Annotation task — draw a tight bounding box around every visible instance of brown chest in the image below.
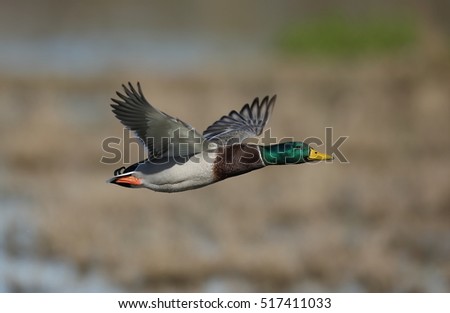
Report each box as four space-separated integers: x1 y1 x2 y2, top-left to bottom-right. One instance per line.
212 144 265 181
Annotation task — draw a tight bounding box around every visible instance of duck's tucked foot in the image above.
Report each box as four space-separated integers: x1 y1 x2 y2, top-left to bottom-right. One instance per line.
114 166 126 176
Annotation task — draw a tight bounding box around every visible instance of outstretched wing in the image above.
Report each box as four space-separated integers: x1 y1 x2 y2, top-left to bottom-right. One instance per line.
111 82 204 159
203 95 276 144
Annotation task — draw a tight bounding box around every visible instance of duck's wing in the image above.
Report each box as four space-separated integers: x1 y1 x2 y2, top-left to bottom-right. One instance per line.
111 82 204 160
203 95 276 144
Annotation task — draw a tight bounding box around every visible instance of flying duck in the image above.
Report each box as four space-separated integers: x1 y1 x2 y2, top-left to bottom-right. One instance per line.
108 83 332 192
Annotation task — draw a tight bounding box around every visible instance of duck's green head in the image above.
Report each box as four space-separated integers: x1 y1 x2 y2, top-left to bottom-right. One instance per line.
260 142 332 165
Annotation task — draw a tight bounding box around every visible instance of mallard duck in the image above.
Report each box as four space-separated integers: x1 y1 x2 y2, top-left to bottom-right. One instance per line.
108 83 332 192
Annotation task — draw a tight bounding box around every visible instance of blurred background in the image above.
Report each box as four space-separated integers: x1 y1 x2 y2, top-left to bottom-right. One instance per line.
0 0 449 292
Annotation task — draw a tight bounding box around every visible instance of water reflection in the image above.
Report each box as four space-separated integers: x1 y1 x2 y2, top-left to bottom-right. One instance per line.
0 199 121 292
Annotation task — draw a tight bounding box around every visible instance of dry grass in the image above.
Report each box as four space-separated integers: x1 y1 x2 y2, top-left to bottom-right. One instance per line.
1 55 450 291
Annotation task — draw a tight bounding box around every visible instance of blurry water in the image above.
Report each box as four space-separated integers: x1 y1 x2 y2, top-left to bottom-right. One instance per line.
0 198 121 292
0 33 262 78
